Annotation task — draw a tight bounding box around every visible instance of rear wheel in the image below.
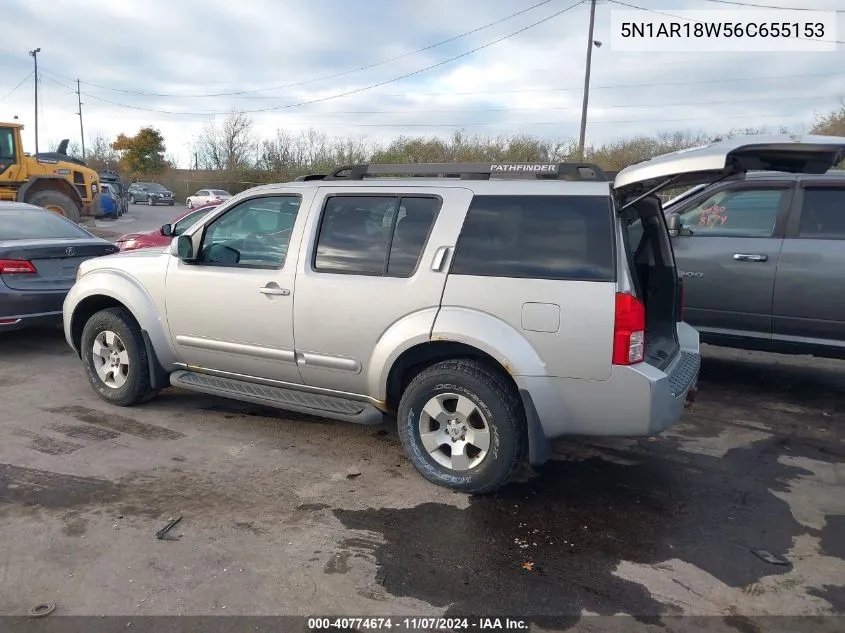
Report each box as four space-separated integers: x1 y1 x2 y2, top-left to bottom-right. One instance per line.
148 195 155 206
397 359 526 494
26 190 81 223
80 307 159 406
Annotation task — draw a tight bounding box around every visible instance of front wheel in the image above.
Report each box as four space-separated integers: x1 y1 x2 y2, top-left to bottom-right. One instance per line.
397 359 526 494
27 189 81 223
80 307 159 406
129 194 136 204
187 199 193 209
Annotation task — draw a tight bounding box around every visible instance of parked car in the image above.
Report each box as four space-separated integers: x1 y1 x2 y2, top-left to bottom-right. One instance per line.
661 168 845 359
0 202 118 331
116 202 221 252
127 182 175 206
186 189 231 208
64 135 844 491
99 184 119 217
99 170 129 216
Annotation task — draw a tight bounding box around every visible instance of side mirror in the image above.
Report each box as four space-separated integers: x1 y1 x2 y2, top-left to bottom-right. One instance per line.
666 213 681 237
172 235 195 260
160 223 173 237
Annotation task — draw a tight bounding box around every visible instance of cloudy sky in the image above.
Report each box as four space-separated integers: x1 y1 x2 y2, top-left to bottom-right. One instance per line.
1 0 844 166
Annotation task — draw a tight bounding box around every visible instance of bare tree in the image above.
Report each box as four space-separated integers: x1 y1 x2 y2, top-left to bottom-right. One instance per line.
194 108 257 171
45 138 81 158
85 131 121 171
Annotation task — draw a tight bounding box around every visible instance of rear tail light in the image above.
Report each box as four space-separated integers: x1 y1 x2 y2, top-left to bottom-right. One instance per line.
0 260 36 274
613 292 646 365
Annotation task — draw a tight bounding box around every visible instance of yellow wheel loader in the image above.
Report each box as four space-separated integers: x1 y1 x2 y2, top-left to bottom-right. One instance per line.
0 122 101 222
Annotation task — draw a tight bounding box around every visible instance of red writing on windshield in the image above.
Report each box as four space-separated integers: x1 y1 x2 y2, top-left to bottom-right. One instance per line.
699 203 728 228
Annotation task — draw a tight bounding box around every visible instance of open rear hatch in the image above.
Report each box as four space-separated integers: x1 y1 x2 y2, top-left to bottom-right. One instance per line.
612 133 845 370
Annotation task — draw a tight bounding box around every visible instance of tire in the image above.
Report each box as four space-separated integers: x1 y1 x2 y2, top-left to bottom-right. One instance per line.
129 194 136 204
169 201 174 206
80 307 159 407
148 195 155 206
187 199 193 209
397 359 526 494
26 189 81 223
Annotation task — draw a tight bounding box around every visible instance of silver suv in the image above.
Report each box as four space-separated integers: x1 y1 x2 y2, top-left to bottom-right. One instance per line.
62 135 845 493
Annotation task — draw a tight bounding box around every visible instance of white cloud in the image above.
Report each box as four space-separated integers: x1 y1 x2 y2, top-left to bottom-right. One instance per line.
1 0 843 166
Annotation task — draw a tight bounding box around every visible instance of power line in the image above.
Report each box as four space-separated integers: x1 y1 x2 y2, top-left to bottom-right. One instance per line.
45 74 835 127
257 94 845 114
41 0 570 99
42 71 845 119
57 109 825 128
44 1 586 117
42 55 768 101
0 71 33 102
192 112 836 128
608 0 845 43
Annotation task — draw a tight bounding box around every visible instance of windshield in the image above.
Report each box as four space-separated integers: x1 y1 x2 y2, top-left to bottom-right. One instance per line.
0 210 92 240
146 183 167 192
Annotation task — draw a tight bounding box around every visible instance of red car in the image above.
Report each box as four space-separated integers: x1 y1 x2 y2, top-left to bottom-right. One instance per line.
116 202 220 252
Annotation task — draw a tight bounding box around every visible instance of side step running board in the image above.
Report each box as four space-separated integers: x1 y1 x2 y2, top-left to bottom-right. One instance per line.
170 370 385 425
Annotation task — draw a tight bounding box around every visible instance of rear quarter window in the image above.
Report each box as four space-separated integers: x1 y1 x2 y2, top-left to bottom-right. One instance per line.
450 195 615 281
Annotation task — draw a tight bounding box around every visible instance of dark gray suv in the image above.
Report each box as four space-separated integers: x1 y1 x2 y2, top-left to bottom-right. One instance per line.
128 182 174 206
664 170 845 359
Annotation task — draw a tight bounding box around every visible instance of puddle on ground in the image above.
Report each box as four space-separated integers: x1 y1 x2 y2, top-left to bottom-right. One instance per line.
334 432 840 628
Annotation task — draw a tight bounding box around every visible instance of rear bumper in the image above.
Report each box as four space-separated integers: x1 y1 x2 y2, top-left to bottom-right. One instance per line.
0 287 67 330
518 321 701 453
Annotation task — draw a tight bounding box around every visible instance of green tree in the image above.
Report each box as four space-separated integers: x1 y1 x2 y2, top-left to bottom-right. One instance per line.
112 126 167 177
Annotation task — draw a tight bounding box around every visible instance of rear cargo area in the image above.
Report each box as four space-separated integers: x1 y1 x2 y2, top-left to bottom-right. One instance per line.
622 196 681 370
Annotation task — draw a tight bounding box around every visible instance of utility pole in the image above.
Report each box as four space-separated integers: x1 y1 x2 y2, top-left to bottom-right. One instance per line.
76 79 86 160
577 0 597 161
28 47 41 153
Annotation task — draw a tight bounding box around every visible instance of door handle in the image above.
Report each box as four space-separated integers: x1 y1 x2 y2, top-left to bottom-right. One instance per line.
259 284 290 296
733 253 768 262
431 246 453 272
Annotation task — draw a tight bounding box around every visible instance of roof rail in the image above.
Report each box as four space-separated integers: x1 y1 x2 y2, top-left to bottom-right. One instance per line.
321 162 609 182
294 173 329 181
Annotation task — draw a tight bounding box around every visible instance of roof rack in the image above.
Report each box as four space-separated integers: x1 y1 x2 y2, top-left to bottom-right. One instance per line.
296 162 609 182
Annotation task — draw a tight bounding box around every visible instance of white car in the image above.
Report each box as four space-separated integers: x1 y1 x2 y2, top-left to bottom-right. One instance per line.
186 189 231 208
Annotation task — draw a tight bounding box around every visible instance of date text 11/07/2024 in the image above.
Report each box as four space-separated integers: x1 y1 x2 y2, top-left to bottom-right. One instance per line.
307 617 530 630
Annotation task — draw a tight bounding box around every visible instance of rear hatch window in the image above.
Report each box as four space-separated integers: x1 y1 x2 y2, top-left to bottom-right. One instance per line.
0 210 91 241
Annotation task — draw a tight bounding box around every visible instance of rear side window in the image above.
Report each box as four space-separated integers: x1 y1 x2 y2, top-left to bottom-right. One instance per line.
313 195 439 276
798 188 845 239
450 195 615 281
